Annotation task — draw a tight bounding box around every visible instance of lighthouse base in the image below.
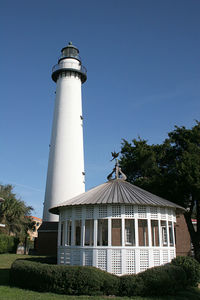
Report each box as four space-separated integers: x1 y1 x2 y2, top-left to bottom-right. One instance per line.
36 222 58 256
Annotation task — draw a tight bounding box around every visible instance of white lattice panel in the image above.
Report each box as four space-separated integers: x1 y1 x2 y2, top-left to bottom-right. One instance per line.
168 209 172 221
111 250 122 275
72 249 81 265
86 206 94 219
112 205 121 217
126 250 135 274
139 250 149 272
97 249 107 271
170 250 175 260
65 249 71 265
162 250 169 264
153 250 160 266
173 211 176 222
75 207 82 219
59 248 65 264
66 208 72 219
125 205 135 217
98 206 107 218
138 206 147 218
85 250 93 266
160 208 166 220
150 207 158 219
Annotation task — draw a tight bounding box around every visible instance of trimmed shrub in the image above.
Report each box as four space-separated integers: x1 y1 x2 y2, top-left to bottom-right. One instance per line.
137 264 187 296
0 234 18 253
23 256 57 265
119 274 144 296
172 256 200 287
10 259 119 296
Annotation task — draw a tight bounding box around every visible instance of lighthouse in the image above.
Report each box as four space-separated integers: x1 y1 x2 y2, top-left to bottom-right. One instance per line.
38 42 87 254
43 42 87 222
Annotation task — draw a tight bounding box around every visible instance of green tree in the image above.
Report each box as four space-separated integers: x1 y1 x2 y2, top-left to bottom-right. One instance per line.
120 121 200 261
0 184 34 246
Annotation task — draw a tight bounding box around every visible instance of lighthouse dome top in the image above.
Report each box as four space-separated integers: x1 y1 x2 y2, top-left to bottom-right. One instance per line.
60 41 80 61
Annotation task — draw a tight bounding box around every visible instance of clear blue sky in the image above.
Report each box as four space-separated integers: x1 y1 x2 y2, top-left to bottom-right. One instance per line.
1 0 200 218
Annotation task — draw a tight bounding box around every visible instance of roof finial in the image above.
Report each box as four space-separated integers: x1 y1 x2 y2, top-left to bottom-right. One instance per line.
107 152 127 181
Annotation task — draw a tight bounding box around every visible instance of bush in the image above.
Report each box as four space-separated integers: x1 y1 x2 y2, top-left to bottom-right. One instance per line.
10 257 198 297
137 264 187 296
119 274 144 296
172 256 200 287
0 234 18 253
23 256 57 265
10 259 119 296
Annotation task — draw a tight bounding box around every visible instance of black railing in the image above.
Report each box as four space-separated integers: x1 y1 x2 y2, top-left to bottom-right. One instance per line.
52 63 87 75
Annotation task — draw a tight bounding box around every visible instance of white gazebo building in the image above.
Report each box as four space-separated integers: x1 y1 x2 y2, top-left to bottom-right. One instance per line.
50 161 184 276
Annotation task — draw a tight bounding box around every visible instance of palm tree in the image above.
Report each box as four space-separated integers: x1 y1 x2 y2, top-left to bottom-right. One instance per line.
0 184 33 243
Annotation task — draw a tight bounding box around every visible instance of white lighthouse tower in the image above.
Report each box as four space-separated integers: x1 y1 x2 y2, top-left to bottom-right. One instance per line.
43 42 87 222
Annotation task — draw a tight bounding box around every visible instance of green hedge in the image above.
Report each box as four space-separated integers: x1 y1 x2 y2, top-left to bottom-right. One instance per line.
119 264 186 297
172 256 200 287
0 234 18 254
10 260 119 296
138 264 187 296
10 257 200 296
119 274 144 296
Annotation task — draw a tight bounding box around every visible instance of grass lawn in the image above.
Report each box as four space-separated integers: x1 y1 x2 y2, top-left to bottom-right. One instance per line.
0 254 200 300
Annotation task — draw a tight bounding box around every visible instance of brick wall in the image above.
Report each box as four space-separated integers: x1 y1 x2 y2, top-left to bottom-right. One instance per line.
175 213 191 256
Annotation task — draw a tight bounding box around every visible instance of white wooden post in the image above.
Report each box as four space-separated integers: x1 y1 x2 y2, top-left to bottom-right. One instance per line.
93 206 98 268
65 221 68 246
166 219 170 262
121 205 125 247
58 219 61 246
172 221 175 248
135 218 139 247
108 218 111 246
71 208 75 246
57 218 61 264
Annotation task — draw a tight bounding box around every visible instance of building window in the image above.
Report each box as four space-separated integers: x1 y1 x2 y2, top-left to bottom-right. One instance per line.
138 219 148 246
85 219 94 246
60 222 65 246
151 220 159 246
75 220 81 246
66 220 71 246
168 222 174 246
112 219 122 246
125 219 135 246
161 221 167 246
97 219 108 246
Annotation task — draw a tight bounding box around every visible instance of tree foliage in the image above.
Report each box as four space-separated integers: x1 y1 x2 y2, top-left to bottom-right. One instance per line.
0 184 34 243
120 121 200 261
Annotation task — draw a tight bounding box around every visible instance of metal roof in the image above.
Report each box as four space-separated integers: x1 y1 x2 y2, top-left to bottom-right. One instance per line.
49 179 184 215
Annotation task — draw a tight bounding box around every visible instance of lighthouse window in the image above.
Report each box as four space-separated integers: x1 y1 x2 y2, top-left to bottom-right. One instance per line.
85 219 94 246
138 219 148 246
75 220 81 246
112 219 122 246
125 219 135 246
151 220 159 246
97 219 108 246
